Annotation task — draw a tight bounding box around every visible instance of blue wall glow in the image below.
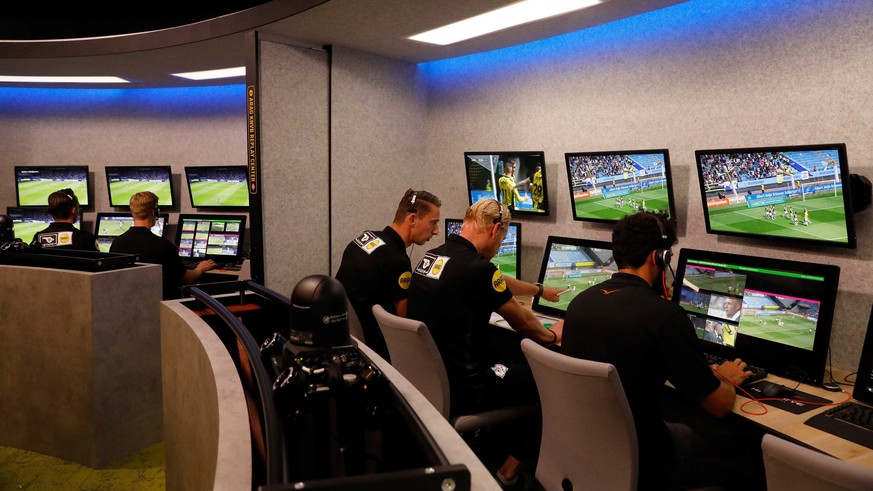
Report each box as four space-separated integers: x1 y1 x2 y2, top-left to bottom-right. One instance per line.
419 0 864 87
0 84 246 116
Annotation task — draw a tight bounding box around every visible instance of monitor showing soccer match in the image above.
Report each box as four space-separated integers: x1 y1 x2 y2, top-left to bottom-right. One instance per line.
564 149 676 223
6 206 81 244
532 236 617 318
445 218 521 279
94 212 166 252
464 151 549 216
15 166 91 207
174 214 246 261
184 165 249 208
695 143 855 248
105 166 174 207
673 248 840 385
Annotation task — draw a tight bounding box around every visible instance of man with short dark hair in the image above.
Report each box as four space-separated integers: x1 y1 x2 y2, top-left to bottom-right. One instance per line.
32 188 98 251
110 191 214 299
562 211 763 490
335 188 442 361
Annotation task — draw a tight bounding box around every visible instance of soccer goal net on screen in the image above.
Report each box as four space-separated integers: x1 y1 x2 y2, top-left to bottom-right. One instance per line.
799 178 839 201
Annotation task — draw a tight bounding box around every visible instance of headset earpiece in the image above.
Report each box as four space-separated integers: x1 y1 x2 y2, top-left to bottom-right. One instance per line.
408 192 417 214
493 200 504 224
651 215 671 269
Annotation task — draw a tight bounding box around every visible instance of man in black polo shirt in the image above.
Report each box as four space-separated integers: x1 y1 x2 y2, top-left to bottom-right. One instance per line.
32 188 98 251
110 191 214 299
335 189 442 361
408 199 562 489
562 211 762 490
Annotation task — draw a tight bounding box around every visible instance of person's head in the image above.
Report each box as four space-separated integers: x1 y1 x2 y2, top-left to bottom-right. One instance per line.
0 214 14 242
462 199 510 259
129 191 160 223
504 159 516 176
612 211 677 271
724 297 742 317
393 188 442 246
47 188 79 222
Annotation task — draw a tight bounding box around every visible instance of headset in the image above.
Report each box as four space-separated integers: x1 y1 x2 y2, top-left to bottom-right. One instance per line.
492 200 504 224
407 192 417 214
650 214 672 269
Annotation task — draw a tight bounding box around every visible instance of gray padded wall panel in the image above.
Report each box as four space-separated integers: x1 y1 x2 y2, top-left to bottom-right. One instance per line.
258 40 330 295
329 47 428 273
420 0 873 371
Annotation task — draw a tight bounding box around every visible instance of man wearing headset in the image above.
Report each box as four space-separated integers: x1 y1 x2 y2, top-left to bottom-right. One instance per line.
561 211 763 490
110 191 214 300
335 188 442 361
408 199 562 489
32 188 99 251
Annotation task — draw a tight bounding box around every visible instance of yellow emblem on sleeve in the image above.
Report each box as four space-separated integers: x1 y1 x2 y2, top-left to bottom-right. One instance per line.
398 271 412 289
492 270 506 292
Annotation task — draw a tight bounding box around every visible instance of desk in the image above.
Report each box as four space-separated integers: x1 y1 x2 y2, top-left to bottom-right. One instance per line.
732 369 873 469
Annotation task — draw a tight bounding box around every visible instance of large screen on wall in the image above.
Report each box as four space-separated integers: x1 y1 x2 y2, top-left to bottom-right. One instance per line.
184 165 250 208
564 149 676 223
15 166 91 207
464 151 549 216
105 165 174 207
694 143 856 248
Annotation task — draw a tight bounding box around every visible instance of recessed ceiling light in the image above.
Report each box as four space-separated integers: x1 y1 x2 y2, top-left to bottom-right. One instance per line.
171 67 246 81
0 75 129 84
409 0 603 46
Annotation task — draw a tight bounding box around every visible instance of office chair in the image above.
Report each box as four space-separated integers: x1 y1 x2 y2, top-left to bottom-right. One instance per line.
372 304 535 433
762 433 873 491
346 299 365 343
521 338 638 491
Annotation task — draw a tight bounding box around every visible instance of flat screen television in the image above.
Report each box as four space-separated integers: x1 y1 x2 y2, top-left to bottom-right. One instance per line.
673 247 840 385
184 165 250 208
444 217 521 279
174 214 246 263
15 165 91 207
694 143 855 248
93 212 167 253
105 165 174 207
564 149 676 223
6 206 81 244
464 151 549 216
531 236 618 318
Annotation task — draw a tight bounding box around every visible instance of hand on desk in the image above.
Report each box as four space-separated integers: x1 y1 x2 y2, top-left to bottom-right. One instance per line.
546 319 563 345
714 358 754 386
195 260 216 273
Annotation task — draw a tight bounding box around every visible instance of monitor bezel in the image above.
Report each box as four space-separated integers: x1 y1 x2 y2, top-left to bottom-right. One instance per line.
563 149 676 224
104 165 175 208
174 213 247 262
444 217 522 279
693 143 856 249
463 151 550 216
183 165 250 209
532 235 615 318
14 165 92 208
673 247 840 385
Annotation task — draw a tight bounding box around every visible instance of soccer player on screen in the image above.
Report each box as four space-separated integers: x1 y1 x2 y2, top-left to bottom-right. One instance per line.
498 159 530 212
530 164 544 211
803 208 811 226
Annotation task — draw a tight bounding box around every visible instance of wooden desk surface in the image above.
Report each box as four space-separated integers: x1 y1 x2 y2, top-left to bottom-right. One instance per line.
732 368 873 468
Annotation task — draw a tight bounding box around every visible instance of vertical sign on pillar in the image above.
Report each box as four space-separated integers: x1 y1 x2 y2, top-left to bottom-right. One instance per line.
246 30 265 284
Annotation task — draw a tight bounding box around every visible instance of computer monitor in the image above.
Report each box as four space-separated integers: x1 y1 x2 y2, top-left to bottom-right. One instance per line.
564 149 676 223
673 248 840 385
105 165 174 207
183 165 250 208
15 165 91 207
93 212 167 253
694 143 856 248
444 218 521 279
464 151 550 215
174 214 246 262
6 206 81 244
531 236 617 318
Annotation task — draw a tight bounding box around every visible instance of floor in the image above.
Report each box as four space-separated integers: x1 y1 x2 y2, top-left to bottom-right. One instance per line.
0 442 165 490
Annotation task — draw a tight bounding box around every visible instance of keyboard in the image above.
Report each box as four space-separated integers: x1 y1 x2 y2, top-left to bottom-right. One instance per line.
805 402 873 450
704 353 768 386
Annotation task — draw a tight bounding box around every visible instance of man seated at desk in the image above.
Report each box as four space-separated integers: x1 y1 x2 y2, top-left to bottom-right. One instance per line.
561 211 765 490
408 199 562 489
110 191 214 299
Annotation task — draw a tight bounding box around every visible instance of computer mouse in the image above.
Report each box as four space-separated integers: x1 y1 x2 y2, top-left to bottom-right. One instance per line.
761 383 794 399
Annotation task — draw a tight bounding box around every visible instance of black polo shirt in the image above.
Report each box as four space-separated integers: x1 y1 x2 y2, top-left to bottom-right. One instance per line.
110 226 186 300
335 227 411 360
33 222 98 251
407 234 514 401
562 272 720 489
